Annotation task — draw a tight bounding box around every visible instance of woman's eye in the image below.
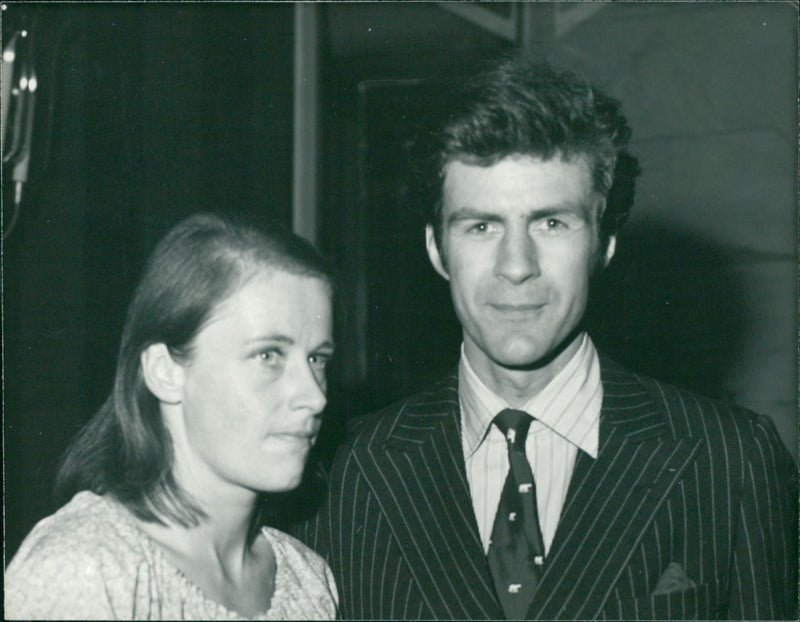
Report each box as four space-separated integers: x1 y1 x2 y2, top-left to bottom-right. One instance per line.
258 348 285 366
308 353 331 372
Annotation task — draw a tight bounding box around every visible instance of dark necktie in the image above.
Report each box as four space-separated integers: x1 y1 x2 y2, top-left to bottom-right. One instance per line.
487 408 546 620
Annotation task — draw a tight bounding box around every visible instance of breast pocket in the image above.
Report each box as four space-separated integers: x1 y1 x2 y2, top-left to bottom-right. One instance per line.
600 580 723 620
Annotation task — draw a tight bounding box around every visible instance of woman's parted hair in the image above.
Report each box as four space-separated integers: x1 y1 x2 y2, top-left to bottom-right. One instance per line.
55 213 336 526
423 56 640 254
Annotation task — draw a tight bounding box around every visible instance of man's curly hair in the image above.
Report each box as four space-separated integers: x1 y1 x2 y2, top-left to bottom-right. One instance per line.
418 56 640 256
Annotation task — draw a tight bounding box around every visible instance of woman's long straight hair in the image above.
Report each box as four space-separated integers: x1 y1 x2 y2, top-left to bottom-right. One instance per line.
55 213 336 527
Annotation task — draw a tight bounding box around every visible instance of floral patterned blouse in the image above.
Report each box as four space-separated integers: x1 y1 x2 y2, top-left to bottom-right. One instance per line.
4 491 338 620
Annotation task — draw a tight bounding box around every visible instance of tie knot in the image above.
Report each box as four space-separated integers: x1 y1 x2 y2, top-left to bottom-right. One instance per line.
493 409 533 447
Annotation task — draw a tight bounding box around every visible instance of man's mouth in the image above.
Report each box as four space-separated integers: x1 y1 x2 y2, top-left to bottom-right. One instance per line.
489 302 546 313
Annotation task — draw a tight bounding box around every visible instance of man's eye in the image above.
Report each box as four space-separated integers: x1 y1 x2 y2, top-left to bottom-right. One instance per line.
466 222 496 234
533 217 572 233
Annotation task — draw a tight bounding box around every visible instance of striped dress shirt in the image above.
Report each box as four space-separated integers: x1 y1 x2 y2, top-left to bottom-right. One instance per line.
460 332 602 554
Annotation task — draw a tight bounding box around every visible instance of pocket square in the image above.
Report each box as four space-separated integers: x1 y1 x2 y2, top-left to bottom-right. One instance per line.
652 562 697 595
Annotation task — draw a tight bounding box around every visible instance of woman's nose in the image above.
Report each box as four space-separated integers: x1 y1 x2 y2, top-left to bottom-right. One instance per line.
288 359 328 415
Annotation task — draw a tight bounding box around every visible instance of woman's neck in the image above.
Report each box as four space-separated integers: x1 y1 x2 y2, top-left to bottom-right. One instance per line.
147 489 258 573
133 497 275 616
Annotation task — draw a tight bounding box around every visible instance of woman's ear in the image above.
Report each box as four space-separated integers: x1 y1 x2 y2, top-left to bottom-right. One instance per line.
141 343 185 404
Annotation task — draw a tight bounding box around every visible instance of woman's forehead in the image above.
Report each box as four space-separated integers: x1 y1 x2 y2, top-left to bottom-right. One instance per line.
205 269 332 329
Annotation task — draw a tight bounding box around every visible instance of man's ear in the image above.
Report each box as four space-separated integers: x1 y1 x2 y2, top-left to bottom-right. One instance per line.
425 224 449 281
595 196 616 269
602 234 617 268
141 343 185 405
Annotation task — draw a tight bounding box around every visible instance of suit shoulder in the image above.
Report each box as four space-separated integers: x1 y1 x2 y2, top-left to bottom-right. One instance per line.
342 373 458 450
615 366 786 454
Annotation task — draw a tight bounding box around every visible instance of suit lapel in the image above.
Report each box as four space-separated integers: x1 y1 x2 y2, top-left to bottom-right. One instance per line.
352 374 504 620
529 363 703 620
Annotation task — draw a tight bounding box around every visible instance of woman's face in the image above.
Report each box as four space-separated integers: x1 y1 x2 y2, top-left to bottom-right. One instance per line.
170 269 334 500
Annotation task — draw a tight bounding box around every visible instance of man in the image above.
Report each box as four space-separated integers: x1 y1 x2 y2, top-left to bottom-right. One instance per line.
294 57 797 620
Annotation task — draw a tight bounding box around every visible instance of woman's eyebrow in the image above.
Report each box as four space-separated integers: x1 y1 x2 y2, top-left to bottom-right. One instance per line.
244 334 295 347
312 340 336 352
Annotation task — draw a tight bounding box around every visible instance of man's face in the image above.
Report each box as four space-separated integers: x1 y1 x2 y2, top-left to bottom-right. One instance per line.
427 155 615 388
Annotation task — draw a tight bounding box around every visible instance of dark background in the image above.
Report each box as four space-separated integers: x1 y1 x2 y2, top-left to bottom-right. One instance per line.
3 2 797 561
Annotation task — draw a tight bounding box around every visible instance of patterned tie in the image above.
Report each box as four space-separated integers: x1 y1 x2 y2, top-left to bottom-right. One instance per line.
487 408 546 620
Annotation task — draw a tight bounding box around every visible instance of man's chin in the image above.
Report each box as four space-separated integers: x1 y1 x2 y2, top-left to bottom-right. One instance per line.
486 342 552 371
491 331 582 371
496 353 553 371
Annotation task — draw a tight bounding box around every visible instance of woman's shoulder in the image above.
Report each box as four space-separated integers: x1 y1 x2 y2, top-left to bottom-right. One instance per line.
260 525 328 568
4 491 152 619
260 526 339 620
260 525 335 588
9 491 144 563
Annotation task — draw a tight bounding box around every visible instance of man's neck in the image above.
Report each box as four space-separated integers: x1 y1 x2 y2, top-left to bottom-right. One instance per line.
464 333 585 407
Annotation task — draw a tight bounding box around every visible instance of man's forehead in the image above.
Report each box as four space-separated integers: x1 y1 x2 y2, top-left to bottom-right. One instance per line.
442 154 596 209
444 151 592 173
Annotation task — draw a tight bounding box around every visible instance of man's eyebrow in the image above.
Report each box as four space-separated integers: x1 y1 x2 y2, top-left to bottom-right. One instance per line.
445 208 504 224
446 203 591 224
528 205 592 219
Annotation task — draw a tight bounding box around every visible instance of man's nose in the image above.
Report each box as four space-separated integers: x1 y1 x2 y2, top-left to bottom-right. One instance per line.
288 359 328 415
494 227 541 284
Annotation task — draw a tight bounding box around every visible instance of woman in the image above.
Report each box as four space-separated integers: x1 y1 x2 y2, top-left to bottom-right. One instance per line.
5 213 339 620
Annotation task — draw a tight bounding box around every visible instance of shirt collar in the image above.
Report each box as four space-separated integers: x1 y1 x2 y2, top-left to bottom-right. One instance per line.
459 333 602 459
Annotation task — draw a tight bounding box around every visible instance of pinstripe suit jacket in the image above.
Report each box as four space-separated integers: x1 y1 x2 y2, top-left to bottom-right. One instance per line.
294 361 797 620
